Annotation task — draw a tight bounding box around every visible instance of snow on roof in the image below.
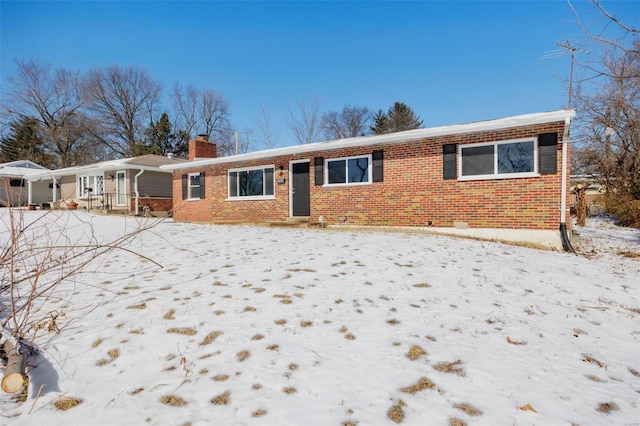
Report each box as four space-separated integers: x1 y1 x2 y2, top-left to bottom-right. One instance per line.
25 155 185 180
163 109 576 171
0 160 50 177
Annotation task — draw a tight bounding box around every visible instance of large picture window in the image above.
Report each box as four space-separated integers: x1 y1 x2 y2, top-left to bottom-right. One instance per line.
325 155 371 185
228 166 274 199
460 139 536 180
78 174 104 198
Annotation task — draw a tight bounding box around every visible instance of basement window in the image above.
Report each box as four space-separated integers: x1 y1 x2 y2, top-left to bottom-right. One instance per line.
228 165 275 200
460 138 537 180
325 155 371 186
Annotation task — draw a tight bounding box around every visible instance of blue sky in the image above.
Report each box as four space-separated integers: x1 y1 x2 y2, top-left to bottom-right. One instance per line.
1 1 636 147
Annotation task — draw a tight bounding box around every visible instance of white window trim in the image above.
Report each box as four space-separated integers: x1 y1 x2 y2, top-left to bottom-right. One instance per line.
77 173 105 199
115 171 127 206
324 154 372 187
186 172 202 200
458 137 539 181
226 164 276 201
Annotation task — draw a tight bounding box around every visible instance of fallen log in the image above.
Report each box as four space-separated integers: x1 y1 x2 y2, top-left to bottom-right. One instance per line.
1 334 26 393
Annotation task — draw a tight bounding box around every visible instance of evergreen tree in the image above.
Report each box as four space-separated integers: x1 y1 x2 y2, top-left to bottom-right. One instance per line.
0 116 54 167
136 112 189 157
371 102 423 134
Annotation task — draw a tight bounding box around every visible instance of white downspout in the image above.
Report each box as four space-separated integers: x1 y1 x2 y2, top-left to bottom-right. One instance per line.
134 169 144 216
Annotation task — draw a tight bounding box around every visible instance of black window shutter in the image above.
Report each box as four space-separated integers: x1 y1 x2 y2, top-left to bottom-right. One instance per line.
181 174 188 200
539 133 558 174
372 150 384 182
443 143 457 180
199 172 205 199
314 157 324 186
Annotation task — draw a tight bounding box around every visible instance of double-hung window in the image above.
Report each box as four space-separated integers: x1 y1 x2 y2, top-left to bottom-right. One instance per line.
228 166 275 199
78 174 104 198
188 172 203 199
460 138 536 180
325 155 371 186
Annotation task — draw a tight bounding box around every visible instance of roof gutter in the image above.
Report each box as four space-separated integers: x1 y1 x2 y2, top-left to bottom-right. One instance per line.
560 116 575 253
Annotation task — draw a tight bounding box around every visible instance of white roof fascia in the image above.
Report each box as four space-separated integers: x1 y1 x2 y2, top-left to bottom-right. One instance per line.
26 162 170 181
162 109 576 171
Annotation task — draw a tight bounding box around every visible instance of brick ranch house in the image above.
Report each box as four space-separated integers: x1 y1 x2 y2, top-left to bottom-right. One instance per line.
162 109 576 250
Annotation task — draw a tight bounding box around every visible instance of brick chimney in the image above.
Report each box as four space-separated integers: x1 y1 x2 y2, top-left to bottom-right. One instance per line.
189 134 217 161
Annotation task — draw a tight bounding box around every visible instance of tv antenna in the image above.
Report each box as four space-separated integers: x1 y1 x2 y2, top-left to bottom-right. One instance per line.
542 39 589 109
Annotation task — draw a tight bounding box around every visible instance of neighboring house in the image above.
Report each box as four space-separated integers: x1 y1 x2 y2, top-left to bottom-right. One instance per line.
27 154 187 215
570 174 606 215
0 160 51 207
162 109 576 250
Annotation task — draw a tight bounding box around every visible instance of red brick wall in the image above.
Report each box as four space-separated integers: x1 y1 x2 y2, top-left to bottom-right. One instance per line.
172 121 569 231
133 197 173 212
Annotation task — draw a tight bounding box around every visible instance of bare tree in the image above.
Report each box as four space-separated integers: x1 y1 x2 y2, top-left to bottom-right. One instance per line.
85 65 162 157
568 1 640 226
201 89 232 143
171 83 199 137
287 98 323 144
1 59 96 167
253 105 279 149
0 209 162 394
321 105 372 140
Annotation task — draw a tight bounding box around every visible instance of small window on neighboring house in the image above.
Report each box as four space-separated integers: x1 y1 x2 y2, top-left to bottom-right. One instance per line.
460 138 537 180
325 155 371 185
9 179 25 187
228 166 275 199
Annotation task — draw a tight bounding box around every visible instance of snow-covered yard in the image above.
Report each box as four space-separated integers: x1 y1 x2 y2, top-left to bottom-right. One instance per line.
1 210 638 425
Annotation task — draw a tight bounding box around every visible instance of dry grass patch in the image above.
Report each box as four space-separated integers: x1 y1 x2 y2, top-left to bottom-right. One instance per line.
597 402 618 413
160 394 188 406
213 374 229 382
167 327 197 336
127 302 147 310
506 336 527 345
387 400 406 423
335 298 344 304
287 268 316 272
453 402 482 416
275 319 287 325
413 283 431 288
449 418 467 426
434 359 465 376
130 387 144 395
386 319 401 325
586 374 604 382
163 309 176 320
252 409 267 417
582 354 605 368
200 331 223 346
618 250 640 258
345 333 356 340
244 306 257 312
288 363 299 370
54 397 83 411
283 387 297 394
92 338 103 348
267 344 279 351
281 298 293 305
237 350 250 362
300 320 313 327
211 391 230 405
215 310 225 315
252 334 264 340
108 348 120 360
339 326 348 333
252 383 262 390
406 345 427 361
629 367 640 377
96 358 110 366
254 287 266 293
401 377 436 394
343 422 358 426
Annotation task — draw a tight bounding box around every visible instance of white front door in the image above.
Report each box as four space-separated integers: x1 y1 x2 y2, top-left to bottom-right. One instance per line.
116 171 126 206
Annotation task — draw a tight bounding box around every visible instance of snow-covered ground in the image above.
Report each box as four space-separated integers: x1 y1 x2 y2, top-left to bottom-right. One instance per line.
0 211 638 425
